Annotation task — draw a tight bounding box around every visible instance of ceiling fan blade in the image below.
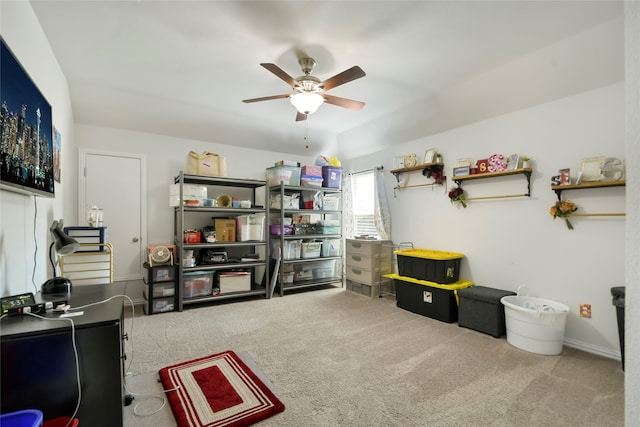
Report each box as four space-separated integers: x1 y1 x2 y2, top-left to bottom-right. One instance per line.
323 94 365 111
242 94 290 103
321 66 366 91
260 63 298 88
295 111 307 121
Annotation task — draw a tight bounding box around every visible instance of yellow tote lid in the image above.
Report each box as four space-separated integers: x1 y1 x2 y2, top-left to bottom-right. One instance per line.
393 248 465 260
384 273 473 290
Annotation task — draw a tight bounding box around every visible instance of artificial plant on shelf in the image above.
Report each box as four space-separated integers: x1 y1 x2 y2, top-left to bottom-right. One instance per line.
448 186 467 208
550 199 578 229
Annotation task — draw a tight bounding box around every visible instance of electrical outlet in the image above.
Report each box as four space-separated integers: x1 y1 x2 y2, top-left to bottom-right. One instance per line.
580 303 591 318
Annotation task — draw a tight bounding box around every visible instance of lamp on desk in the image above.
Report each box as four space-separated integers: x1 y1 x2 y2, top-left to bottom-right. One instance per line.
41 220 80 295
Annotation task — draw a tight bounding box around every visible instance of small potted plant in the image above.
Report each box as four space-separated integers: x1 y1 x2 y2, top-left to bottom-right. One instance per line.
521 156 531 169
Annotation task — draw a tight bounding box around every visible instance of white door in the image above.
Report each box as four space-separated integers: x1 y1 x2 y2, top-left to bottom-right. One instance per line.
79 150 146 281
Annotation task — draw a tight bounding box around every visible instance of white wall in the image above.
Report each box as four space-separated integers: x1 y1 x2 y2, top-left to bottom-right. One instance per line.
344 82 625 359
0 2 76 297
624 1 639 423
74 125 316 246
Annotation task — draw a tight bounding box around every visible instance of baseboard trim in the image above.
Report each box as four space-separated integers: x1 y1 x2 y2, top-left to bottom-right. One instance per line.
564 337 621 362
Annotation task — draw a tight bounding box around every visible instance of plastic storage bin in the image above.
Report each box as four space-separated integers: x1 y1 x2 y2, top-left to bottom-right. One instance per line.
0 410 43 427
300 175 323 187
236 214 265 241
183 271 214 297
457 286 516 337
301 240 322 258
395 248 464 284
388 273 474 323
301 165 322 177
321 238 341 257
312 259 337 279
267 165 301 186
219 271 251 293
322 166 342 188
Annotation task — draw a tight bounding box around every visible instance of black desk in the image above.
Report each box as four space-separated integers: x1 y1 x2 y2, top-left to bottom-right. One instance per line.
1 284 126 426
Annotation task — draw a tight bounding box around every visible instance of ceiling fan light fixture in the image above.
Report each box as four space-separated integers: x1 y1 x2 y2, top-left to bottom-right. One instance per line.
290 92 324 115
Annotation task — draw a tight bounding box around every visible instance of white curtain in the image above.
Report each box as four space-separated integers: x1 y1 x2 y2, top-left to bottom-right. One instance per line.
342 167 391 240
373 167 391 239
343 173 355 239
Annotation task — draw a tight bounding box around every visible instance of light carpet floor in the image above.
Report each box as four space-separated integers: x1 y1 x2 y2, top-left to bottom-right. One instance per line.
122 286 624 427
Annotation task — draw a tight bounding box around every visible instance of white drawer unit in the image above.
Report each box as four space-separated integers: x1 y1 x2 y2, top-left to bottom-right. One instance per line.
345 239 393 298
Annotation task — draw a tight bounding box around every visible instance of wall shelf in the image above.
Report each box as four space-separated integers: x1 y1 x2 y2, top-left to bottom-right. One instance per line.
551 180 626 200
390 162 444 182
453 168 532 200
551 180 626 217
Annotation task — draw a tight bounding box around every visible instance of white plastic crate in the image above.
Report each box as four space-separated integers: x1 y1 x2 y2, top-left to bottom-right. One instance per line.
301 241 322 258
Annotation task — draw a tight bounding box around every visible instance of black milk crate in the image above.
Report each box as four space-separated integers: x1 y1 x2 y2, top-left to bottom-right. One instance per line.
395 248 464 284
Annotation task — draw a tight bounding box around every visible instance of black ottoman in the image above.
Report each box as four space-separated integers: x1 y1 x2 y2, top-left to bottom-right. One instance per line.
458 286 516 338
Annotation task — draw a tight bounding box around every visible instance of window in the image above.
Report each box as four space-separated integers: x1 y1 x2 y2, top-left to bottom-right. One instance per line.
351 171 378 238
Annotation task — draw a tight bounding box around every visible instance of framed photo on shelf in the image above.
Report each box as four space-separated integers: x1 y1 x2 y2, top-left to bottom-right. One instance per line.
579 156 605 181
393 155 405 170
423 148 436 164
559 168 571 185
506 154 520 170
453 166 470 177
456 158 474 167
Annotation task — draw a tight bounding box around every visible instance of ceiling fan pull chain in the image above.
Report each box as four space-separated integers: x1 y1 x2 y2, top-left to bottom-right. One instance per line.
304 119 309 149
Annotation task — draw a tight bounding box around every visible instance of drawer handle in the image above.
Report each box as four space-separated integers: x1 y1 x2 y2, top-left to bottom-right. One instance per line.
351 255 362 262
351 268 362 275
353 243 362 248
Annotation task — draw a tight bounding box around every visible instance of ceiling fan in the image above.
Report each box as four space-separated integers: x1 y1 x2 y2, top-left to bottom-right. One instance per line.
242 57 366 121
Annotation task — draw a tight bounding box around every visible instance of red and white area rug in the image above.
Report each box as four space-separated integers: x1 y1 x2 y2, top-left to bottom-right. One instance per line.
159 350 285 427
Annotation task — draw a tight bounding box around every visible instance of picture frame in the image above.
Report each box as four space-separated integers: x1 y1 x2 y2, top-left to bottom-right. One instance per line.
559 168 571 185
456 158 473 168
453 166 470 177
579 156 606 182
423 148 436 164
393 155 405 170
506 153 519 170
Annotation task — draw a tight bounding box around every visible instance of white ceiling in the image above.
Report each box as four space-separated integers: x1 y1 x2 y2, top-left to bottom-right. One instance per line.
29 1 623 159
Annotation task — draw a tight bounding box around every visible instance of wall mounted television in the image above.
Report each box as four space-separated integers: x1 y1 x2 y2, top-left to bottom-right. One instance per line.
1 37 55 198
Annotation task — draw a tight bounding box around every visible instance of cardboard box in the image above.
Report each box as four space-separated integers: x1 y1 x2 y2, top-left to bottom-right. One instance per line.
214 219 236 242
186 151 227 176
220 271 251 293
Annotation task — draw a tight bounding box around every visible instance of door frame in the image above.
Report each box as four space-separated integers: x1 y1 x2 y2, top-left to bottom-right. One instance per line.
78 148 147 281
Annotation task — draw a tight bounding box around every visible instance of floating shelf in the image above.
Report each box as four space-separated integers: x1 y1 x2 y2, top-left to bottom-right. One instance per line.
551 180 626 200
551 179 626 218
453 168 532 199
390 162 444 182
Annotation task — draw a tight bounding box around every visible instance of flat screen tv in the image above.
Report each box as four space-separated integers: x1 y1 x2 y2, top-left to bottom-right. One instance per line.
1 37 54 197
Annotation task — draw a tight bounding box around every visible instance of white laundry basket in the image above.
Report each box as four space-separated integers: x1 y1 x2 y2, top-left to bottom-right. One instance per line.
501 287 570 355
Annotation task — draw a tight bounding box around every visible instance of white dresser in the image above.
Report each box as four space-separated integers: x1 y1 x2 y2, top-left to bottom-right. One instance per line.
345 239 393 298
